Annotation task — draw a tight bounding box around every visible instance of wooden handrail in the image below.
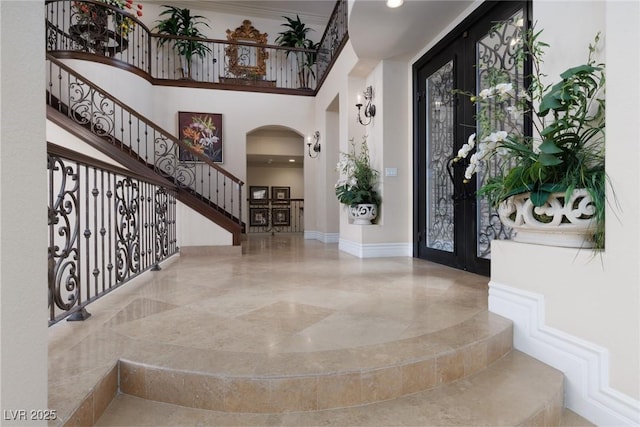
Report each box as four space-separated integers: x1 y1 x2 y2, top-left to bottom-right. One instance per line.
47 142 178 190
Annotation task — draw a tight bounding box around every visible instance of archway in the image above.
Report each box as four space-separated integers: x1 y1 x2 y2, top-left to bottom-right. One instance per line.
245 126 305 234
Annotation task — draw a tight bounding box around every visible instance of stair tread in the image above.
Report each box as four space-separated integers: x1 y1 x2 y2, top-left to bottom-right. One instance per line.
119 310 511 378
97 351 564 426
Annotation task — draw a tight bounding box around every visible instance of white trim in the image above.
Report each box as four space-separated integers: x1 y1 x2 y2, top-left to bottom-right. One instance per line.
304 230 339 244
338 238 411 258
488 281 640 427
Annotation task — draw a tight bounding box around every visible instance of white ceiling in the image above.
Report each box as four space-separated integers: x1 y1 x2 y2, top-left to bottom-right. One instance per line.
147 0 336 26
349 0 475 61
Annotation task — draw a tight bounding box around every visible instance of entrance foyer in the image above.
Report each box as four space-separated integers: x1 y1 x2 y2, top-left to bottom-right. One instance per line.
47 234 578 425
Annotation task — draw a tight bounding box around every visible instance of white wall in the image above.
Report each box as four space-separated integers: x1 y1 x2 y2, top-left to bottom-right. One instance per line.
176 201 232 247
138 3 325 45
488 1 640 425
312 41 412 255
248 167 304 199
59 59 155 119
0 1 48 424
151 87 314 228
47 121 124 167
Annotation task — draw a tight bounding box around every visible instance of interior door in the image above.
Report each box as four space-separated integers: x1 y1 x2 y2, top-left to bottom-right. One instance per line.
414 1 528 276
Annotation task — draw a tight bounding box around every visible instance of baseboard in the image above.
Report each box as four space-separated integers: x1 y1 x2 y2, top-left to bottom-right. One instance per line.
304 230 339 243
338 238 412 258
488 281 640 427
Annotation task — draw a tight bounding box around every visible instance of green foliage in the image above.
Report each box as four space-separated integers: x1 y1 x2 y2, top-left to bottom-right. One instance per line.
275 15 320 88
335 136 381 207
454 25 606 248
153 6 211 79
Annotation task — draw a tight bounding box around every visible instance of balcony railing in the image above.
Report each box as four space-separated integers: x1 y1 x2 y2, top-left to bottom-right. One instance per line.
48 143 178 325
45 0 348 93
248 199 305 234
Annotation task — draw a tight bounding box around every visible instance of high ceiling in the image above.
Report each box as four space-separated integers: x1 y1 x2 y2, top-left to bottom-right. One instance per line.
146 1 478 61
145 0 336 26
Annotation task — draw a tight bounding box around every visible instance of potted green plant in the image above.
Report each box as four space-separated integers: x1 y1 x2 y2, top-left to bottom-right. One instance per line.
335 136 381 224
153 5 211 80
454 27 606 248
275 15 320 89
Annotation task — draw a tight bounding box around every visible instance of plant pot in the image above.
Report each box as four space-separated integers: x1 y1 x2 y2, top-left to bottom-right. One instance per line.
497 189 597 248
349 204 377 225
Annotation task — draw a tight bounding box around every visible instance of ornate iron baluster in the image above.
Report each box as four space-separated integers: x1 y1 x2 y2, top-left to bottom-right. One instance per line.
48 154 82 323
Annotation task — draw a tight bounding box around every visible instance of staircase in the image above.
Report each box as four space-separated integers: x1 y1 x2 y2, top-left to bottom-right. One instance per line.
46 55 245 245
100 315 566 426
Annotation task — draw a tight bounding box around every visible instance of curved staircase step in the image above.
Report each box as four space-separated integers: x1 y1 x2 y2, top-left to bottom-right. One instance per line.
117 311 513 412
97 351 564 426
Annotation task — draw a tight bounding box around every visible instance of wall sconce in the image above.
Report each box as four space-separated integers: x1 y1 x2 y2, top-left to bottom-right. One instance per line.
307 131 321 158
356 86 376 126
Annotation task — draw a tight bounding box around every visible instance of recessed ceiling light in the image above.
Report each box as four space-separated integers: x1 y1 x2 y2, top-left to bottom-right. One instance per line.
289 159 296 163
387 0 404 8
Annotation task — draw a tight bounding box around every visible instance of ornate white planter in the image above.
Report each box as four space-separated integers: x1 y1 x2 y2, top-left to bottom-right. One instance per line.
349 204 378 225
498 189 597 248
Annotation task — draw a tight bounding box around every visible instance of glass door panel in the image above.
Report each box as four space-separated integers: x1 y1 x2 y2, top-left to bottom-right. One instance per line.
426 60 455 252
475 10 524 259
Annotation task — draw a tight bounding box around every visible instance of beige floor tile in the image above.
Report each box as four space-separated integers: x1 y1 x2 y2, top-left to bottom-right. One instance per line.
50 234 563 426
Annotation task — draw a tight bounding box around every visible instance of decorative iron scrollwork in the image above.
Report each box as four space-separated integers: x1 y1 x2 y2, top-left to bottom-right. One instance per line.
426 60 455 252
48 155 81 313
474 10 524 258
155 187 169 262
115 177 140 281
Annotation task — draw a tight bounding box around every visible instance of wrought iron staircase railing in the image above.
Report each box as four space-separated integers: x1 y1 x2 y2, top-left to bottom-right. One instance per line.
45 0 349 93
46 54 244 244
48 142 179 325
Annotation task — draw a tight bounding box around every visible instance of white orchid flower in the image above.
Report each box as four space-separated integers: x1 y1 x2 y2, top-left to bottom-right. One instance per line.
464 163 477 180
479 88 494 99
495 130 508 141
495 82 514 96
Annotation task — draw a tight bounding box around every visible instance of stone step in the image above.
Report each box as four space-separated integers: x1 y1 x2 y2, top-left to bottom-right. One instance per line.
116 311 513 413
96 351 564 426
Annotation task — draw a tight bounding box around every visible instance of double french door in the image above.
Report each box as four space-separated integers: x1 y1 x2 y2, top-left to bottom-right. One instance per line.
414 1 528 276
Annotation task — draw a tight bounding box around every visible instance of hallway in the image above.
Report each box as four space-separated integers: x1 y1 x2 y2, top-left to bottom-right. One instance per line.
47 234 580 426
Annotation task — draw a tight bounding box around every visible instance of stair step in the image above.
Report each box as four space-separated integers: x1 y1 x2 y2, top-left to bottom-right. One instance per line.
97 351 564 426
117 311 513 412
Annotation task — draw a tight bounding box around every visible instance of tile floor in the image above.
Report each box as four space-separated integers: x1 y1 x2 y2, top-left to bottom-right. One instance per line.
47 234 592 426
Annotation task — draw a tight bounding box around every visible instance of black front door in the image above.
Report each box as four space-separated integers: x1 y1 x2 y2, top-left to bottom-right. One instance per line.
414 1 529 276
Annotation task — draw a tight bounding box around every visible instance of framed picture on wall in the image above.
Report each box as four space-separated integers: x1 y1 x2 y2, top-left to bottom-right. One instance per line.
271 186 290 205
272 208 290 226
250 208 269 227
178 112 223 163
249 186 269 205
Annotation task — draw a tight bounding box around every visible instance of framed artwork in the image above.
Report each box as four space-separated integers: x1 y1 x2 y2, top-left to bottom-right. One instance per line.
178 112 223 163
249 186 269 205
250 208 269 227
272 208 290 226
271 186 290 205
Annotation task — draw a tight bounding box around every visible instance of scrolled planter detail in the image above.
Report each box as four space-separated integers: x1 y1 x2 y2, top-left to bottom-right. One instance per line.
498 189 597 248
349 204 377 225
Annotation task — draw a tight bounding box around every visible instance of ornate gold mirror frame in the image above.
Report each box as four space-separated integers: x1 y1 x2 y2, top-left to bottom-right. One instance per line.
225 20 269 79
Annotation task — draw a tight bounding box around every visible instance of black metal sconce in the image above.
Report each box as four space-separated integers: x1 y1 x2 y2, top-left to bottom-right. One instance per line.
356 86 376 126
307 131 321 158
